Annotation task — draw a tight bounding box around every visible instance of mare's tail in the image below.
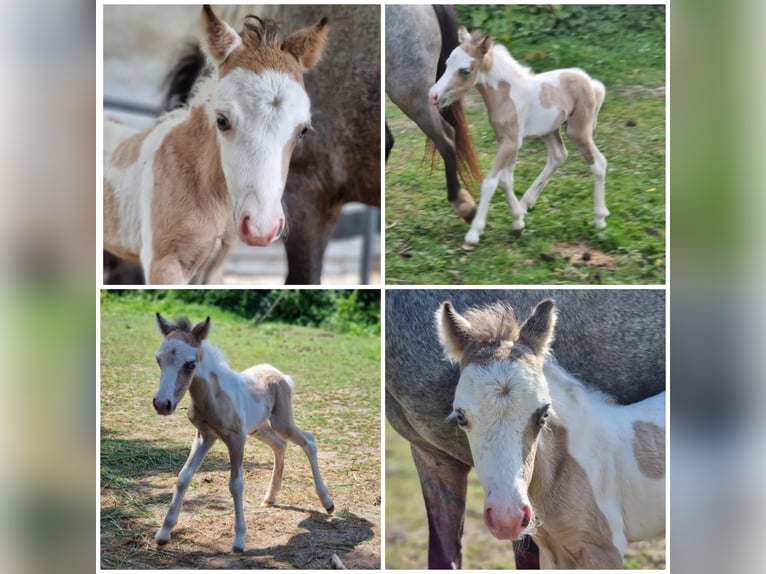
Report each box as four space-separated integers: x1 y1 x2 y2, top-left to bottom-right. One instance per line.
162 42 212 111
428 5 482 190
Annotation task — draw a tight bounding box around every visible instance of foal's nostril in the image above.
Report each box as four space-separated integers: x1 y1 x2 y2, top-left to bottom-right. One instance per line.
521 505 531 528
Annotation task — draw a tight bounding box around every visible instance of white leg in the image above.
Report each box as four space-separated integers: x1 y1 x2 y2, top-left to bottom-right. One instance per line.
520 132 568 210
226 436 247 553
156 431 215 546
254 426 287 506
296 430 334 512
498 168 525 230
591 147 609 228
464 175 500 246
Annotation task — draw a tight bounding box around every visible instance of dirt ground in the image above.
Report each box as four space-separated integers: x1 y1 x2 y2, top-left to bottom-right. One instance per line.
101 433 380 569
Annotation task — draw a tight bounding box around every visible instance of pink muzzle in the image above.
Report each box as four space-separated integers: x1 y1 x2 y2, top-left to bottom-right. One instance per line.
238 213 285 246
483 502 533 540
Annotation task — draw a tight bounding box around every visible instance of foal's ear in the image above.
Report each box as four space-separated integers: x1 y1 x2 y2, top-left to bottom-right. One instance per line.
477 35 493 57
282 17 329 70
156 312 175 337
436 301 473 362
201 4 242 65
518 299 557 357
192 317 211 342
457 26 472 44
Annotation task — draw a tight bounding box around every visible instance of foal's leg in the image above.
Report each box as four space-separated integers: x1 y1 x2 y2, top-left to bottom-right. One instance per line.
274 422 334 512
253 426 287 506
520 131 569 211
156 430 216 546
465 139 519 246
223 433 248 553
567 114 609 229
410 442 471 569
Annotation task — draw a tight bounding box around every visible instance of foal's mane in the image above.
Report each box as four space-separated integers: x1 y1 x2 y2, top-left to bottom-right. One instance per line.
173 317 192 332
241 16 283 48
463 302 520 343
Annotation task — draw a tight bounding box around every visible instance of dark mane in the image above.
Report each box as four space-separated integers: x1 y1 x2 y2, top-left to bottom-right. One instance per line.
241 16 282 48
174 317 192 332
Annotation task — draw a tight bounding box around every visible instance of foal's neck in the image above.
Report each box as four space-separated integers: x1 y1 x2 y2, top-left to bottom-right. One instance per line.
478 46 533 88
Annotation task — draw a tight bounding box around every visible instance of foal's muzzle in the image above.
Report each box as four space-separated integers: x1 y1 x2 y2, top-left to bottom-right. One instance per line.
153 397 173 415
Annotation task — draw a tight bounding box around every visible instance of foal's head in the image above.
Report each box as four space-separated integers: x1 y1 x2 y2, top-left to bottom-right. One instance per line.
428 26 492 108
153 313 211 415
201 5 328 246
436 298 557 540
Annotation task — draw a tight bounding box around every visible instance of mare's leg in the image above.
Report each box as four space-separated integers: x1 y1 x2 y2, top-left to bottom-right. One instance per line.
520 131 569 210
395 102 475 222
386 122 394 161
464 139 519 246
156 431 215 545
567 112 608 229
253 426 287 506
410 442 471 569
513 537 541 569
223 433 247 553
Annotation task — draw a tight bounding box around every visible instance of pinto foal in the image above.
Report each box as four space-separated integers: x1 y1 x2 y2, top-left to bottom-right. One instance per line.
152 314 334 552
104 5 328 284
437 299 665 568
429 27 608 248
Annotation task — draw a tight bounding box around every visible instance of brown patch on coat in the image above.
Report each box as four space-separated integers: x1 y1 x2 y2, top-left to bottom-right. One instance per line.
476 81 520 173
103 179 136 260
558 71 599 164
632 421 665 479
539 82 571 125
112 130 149 168
529 423 623 568
188 372 242 439
150 105 230 282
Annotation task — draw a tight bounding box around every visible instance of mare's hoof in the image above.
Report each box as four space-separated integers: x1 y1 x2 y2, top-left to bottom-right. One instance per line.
451 189 477 223
326 503 335 515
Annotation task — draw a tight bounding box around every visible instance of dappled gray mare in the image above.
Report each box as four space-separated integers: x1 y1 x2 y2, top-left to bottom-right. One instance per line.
162 5 380 284
386 5 481 222
386 289 665 569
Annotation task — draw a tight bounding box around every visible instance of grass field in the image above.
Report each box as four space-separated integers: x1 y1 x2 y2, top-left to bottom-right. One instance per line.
100 294 381 569
385 423 665 569
386 9 666 285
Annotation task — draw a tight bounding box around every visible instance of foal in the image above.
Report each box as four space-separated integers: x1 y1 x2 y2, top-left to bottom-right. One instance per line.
429 27 608 248
152 314 334 552
104 5 328 283
437 299 665 568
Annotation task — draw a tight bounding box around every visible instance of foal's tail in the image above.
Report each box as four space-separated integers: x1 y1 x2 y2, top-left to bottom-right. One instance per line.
428 5 482 190
591 79 606 132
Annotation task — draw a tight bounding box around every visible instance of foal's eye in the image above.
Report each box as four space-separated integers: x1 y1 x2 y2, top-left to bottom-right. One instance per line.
216 113 231 132
538 403 551 426
185 361 196 371
298 125 310 140
459 68 472 76
453 408 469 429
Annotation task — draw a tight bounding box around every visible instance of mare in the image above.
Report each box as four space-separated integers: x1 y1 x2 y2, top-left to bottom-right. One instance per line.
437 298 665 568
152 313 334 552
429 27 608 248
162 5 381 284
386 5 481 222
386 289 665 569
104 5 328 284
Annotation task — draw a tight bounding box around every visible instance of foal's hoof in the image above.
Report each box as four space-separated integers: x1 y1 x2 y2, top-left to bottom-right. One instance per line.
156 538 169 547
462 242 477 251
232 544 244 553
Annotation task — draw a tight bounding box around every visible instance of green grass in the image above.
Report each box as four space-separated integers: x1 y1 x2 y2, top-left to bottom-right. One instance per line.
100 294 381 568
386 16 666 285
